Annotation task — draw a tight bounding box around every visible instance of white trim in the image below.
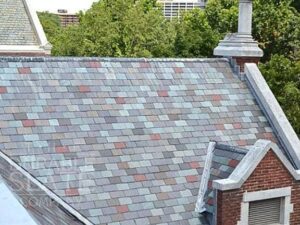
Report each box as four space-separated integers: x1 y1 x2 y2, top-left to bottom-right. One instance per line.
0 151 93 225
0 45 48 53
238 187 293 225
245 63 300 168
213 139 300 191
243 187 291 202
195 142 216 212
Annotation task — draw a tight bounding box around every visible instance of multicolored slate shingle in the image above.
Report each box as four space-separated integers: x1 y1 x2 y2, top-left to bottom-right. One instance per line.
0 57 277 225
198 142 248 223
0 0 38 45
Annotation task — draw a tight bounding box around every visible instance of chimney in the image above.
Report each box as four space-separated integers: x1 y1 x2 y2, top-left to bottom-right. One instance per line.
214 0 263 72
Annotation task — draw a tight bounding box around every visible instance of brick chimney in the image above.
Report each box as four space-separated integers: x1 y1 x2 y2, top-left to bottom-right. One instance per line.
214 0 263 72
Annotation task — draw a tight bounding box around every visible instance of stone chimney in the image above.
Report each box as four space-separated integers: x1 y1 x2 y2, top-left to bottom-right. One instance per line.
214 0 263 72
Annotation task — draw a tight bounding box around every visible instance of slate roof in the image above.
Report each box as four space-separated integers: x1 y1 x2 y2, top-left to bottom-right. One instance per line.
204 143 247 213
0 57 277 225
0 0 38 46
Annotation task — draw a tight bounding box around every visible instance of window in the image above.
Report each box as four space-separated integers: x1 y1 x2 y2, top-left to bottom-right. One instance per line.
238 187 293 225
249 198 281 225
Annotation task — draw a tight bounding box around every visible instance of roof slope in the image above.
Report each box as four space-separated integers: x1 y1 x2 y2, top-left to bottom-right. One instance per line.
196 142 248 224
0 0 38 46
0 57 276 225
0 0 51 55
204 143 247 214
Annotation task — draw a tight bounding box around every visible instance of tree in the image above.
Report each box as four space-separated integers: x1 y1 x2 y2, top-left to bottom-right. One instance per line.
292 0 300 11
37 12 61 43
52 0 176 57
174 8 220 57
204 0 238 35
253 0 300 61
259 55 300 135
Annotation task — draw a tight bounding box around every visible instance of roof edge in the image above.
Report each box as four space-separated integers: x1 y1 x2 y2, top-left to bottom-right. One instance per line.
0 45 50 55
22 0 52 54
195 142 216 213
213 139 300 191
0 56 229 63
245 63 300 168
0 151 93 225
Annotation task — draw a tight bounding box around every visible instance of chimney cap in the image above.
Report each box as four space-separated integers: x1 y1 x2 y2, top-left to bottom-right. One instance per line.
214 0 263 58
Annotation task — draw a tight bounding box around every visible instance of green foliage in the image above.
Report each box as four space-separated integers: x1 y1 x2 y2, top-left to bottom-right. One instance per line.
204 0 238 34
37 12 61 43
174 8 220 57
52 0 175 57
259 55 300 135
253 0 300 61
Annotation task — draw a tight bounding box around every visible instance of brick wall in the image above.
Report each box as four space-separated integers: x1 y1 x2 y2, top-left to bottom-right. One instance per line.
233 57 260 72
217 150 300 225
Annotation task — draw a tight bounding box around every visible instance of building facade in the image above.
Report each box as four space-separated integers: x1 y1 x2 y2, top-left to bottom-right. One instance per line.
157 0 206 19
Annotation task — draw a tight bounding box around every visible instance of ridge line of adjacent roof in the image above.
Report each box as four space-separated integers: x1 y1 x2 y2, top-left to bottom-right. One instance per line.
0 57 229 63
214 143 248 155
0 150 94 225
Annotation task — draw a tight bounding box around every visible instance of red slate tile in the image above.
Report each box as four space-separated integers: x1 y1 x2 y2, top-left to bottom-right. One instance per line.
157 90 168 97
79 85 90 93
150 134 161 140
140 62 150 68
215 124 225 130
237 140 247 146
207 198 214 206
116 205 129 213
0 86 7 94
22 120 35 127
229 159 240 167
233 123 242 129
186 175 198 183
18 67 31 74
212 95 222 101
65 188 79 196
55 146 70 153
189 161 200 169
174 67 183 73
115 97 125 104
134 174 147 182
88 61 101 68
114 142 126 149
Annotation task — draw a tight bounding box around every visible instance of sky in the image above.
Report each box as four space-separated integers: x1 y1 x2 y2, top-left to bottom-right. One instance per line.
28 0 98 14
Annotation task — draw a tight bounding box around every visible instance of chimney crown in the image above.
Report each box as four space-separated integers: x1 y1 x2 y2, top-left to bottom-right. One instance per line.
214 0 263 71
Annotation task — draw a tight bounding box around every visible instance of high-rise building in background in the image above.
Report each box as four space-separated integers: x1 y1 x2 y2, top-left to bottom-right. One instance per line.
157 0 206 19
56 9 79 27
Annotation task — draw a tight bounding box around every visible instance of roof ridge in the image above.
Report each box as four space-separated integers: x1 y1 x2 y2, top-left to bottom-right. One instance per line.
0 56 229 63
214 143 248 155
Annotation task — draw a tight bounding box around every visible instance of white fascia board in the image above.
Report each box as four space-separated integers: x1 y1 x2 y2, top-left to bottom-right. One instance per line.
0 151 93 225
0 45 49 54
213 140 300 191
23 0 52 52
245 63 300 168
